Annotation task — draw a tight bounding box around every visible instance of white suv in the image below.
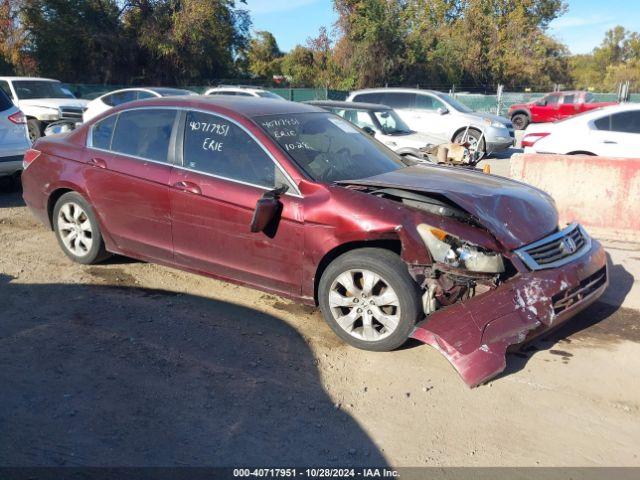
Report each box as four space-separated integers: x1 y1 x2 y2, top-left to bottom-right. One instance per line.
346 88 514 154
0 77 89 141
204 86 284 100
0 87 30 180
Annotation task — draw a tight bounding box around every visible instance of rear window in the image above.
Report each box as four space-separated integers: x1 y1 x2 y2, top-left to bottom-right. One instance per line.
0 87 13 112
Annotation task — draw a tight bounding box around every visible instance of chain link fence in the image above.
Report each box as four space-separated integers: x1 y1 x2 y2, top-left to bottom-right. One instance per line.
64 83 640 117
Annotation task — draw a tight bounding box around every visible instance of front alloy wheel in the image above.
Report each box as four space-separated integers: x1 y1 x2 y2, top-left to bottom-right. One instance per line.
329 269 401 342
319 248 421 351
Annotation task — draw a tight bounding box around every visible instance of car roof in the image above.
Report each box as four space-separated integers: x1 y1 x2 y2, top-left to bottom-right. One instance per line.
0 76 60 82
306 100 393 110
350 87 440 95
105 95 324 118
207 86 268 92
100 87 193 96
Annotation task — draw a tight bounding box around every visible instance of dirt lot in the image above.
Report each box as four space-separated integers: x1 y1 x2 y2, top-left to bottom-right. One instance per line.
1 180 639 467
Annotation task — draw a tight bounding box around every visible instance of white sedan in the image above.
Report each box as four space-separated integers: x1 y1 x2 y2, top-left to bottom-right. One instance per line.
522 103 640 157
83 87 195 122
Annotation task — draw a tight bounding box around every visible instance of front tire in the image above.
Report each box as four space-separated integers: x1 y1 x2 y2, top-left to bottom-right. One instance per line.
453 128 486 156
318 248 421 352
53 192 110 264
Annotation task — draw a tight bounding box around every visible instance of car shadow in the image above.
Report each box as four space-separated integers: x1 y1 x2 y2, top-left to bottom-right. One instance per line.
0 274 387 467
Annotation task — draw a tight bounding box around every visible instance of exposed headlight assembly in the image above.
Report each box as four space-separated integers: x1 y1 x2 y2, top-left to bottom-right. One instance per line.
417 224 505 273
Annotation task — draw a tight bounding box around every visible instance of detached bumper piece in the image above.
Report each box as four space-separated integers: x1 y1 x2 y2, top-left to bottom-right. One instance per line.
411 238 608 387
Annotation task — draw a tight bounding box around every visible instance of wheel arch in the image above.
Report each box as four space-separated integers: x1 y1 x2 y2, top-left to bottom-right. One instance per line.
313 239 402 305
451 126 483 143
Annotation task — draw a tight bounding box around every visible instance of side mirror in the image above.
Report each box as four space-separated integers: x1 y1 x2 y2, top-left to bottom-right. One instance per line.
250 185 289 236
437 107 449 115
362 126 376 136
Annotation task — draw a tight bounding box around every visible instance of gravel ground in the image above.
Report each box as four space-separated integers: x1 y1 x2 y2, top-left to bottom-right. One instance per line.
1 179 639 467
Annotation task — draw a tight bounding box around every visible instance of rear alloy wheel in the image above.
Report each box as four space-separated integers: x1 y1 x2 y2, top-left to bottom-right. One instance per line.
53 192 110 264
511 113 529 130
319 248 421 351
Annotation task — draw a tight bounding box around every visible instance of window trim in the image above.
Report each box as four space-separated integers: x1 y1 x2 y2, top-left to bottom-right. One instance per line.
87 106 301 197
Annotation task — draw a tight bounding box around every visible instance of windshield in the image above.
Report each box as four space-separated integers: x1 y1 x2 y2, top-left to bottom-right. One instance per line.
257 91 283 99
372 110 412 135
13 80 75 100
257 112 405 183
434 92 472 113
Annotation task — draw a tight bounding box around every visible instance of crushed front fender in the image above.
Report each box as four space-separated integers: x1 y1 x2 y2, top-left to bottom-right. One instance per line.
411 239 608 387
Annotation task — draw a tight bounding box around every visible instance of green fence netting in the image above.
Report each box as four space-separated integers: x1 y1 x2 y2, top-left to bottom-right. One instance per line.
64 84 637 116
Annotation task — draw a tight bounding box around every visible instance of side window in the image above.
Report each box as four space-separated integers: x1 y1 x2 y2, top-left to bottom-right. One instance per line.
91 115 118 150
593 115 611 131
183 111 278 188
562 94 575 104
106 91 137 107
415 94 445 111
610 111 640 134
545 94 560 106
137 91 156 100
0 80 14 101
354 111 376 130
101 93 116 107
234 92 254 97
111 109 176 162
381 92 415 109
352 92 383 104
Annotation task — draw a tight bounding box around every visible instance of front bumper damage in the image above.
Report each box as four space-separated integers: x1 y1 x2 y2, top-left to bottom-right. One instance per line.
410 239 608 387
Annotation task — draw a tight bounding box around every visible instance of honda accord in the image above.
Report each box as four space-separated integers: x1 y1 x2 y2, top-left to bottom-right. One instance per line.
21 96 608 386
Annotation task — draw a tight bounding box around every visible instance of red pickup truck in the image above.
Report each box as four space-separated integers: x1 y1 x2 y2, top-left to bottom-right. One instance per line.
508 91 617 129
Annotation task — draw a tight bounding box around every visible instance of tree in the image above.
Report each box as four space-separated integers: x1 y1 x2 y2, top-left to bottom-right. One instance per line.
246 31 282 79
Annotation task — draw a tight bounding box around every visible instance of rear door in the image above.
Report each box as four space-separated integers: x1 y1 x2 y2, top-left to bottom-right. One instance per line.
169 109 304 296
557 93 579 119
590 109 640 156
84 108 177 262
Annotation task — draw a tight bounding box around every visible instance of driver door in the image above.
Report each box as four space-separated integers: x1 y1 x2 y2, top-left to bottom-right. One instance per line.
169 110 304 296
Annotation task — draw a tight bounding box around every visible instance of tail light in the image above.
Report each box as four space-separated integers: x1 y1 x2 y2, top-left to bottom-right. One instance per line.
521 132 550 148
8 111 26 124
22 149 41 170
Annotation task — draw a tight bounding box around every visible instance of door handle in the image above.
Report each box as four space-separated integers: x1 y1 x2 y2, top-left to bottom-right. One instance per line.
172 181 201 195
603 140 617 144
89 157 107 169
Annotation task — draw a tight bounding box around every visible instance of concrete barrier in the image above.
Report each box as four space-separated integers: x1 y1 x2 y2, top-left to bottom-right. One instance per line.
511 154 640 243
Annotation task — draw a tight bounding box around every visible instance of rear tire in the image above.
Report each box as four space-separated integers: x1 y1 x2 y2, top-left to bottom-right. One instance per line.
27 119 42 142
511 113 529 130
318 248 422 352
53 192 110 264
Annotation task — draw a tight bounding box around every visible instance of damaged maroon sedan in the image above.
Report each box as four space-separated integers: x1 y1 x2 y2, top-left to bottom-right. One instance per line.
21 96 608 386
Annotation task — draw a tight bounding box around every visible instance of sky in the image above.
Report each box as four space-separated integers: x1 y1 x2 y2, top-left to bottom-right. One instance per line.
245 0 640 54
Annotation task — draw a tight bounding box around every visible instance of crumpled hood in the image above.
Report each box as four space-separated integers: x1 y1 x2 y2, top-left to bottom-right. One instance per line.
338 164 559 250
